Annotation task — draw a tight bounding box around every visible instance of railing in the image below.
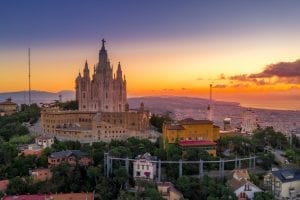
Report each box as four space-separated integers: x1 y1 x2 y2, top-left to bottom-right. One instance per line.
104 153 258 181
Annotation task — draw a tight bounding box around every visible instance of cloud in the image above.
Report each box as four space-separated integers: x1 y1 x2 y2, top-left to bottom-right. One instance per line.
228 59 300 85
196 78 203 81
229 74 249 82
231 83 250 88
212 84 227 88
290 86 300 90
250 60 300 78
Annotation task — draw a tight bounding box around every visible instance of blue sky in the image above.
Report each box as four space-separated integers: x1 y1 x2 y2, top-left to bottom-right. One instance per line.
1 0 300 48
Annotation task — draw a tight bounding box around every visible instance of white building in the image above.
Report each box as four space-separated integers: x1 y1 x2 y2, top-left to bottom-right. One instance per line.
241 109 258 135
35 135 54 149
264 168 300 199
227 169 262 200
133 153 157 180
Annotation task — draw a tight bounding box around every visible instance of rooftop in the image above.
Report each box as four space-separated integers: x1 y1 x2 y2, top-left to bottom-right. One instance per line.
49 150 87 159
272 168 300 183
135 152 157 161
0 98 17 106
36 135 53 140
179 118 213 125
232 169 250 181
0 179 9 191
227 178 260 191
166 124 185 130
3 193 94 200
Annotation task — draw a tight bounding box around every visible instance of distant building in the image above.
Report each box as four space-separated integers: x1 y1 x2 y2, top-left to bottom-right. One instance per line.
227 169 262 200
157 182 184 200
40 40 153 143
76 39 126 112
21 144 43 157
241 109 258 135
0 98 17 116
29 168 52 182
133 153 157 180
35 135 54 148
48 150 92 167
163 118 220 156
223 118 232 131
3 193 94 200
264 168 300 199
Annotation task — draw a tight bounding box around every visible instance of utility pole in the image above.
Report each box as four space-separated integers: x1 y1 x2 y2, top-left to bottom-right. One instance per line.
207 83 213 121
28 48 31 105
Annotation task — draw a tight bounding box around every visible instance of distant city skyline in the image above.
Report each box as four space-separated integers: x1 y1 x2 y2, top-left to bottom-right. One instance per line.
0 0 300 110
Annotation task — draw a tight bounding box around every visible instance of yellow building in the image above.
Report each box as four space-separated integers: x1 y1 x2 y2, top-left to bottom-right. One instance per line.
0 98 18 116
162 118 220 156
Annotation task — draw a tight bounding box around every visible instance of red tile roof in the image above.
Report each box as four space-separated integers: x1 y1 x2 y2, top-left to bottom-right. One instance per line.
3 195 48 200
0 179 9 191
179 140 216 147
3 193 94 200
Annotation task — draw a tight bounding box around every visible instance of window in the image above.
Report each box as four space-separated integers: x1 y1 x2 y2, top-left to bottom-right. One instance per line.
136 171 141 176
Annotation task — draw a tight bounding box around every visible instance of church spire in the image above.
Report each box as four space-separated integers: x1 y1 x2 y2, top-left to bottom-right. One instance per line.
116 62 123 80
98 38 109 71
83 60 90 79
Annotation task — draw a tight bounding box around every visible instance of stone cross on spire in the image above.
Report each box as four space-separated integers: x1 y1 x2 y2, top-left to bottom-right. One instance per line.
101 39 106 48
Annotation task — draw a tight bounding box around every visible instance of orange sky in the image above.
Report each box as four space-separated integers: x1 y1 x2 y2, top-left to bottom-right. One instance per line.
1 37 299 98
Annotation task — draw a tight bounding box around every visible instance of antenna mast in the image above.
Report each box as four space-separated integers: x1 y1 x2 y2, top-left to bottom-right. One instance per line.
207 83 213 121
28 48 31 105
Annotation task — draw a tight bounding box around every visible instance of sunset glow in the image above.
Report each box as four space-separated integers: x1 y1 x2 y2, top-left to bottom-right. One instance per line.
1 0 300 110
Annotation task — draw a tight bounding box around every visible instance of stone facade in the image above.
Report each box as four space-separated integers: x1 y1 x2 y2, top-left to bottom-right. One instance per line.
0 98 17 116
76 39 126 112
41 104 150 143
40 40 152 143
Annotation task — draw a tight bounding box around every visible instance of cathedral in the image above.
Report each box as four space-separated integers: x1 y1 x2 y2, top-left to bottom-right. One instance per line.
41 40 154 143
76 39 127 112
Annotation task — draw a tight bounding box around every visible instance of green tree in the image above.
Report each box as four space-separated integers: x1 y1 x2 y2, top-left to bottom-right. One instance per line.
113 166 128 190
6 177 29 195
59 100 78 110
254 192 273 200
150 114 172 132
95 177 117 200
51 163 73 192
87 166 101 186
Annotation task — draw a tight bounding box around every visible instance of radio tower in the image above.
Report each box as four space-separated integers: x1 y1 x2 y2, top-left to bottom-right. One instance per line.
28 48 31 105
207 83 213 121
